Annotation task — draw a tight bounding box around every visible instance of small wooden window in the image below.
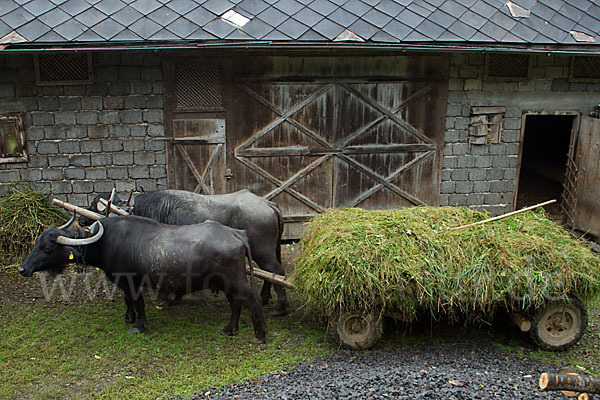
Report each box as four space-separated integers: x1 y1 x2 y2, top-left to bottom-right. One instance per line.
34 53 93 86
0 113 27 163
469 107 506 145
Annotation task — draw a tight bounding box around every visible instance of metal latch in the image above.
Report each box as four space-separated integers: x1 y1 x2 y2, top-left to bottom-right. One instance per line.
224 168 233 179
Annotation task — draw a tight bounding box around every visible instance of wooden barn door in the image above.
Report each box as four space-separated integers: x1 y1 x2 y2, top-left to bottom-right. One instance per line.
230 79 444 238
165 60 228 194
568 115 600 236
171 118 226 194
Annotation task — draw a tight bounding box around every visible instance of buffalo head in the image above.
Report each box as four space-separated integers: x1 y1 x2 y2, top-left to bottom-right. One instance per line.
18 221 104 277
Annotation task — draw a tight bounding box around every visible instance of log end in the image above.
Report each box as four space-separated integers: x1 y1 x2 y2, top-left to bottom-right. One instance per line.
539 372 549 390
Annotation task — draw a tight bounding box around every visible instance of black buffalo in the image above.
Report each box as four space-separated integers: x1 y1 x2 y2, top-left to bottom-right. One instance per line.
19 216 267 341
81 189 288 315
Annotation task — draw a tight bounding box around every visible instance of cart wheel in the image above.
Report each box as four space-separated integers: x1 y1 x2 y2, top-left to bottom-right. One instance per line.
530 297 588 351
332 311 383 350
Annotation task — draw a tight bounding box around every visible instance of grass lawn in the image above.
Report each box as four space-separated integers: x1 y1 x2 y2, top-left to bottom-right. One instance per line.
1 266 598 399
0 268 334 400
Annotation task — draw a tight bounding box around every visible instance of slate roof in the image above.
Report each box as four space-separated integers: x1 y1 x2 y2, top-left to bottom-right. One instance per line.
0 0 599 50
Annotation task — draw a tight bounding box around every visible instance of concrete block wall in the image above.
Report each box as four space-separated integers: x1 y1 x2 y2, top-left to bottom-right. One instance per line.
441 53 600 215
0 51 167 205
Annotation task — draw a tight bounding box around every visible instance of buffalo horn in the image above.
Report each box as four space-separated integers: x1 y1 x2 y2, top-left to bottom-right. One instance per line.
106 188 116 217
57 210 77 230
56 221 104 246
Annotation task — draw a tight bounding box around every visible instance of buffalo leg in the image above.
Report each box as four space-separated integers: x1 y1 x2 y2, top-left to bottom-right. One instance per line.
260 281 273 305
128 294 147 334
261 261 288 316
222 290 242 336
247 285 268 342
272 283 288 316
221 285 267 342
124 292 136 323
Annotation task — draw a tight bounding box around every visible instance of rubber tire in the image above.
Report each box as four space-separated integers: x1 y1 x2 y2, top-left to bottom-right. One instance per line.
331 311 383 350
530 297 588 351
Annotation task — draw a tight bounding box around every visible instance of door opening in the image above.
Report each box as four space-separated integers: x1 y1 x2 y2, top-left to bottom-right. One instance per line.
516 114 574 220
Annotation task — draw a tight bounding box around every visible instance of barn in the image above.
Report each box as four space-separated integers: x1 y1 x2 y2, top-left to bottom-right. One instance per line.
0 0 598 239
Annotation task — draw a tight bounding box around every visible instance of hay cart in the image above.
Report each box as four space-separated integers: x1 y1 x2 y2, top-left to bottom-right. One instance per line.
325 201 590 351
292 200 593 352
248 259 588 353
54 198 590 352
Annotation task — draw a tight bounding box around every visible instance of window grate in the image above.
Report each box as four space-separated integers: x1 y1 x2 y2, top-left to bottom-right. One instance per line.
175 63 222 110
486 54 530 79
570 56 600 81
35 53 93 86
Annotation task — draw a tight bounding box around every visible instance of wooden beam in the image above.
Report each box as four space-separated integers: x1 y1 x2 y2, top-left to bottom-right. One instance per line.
52 199 104 222
98 198 129 216
236 144 435 157
246 265 294 290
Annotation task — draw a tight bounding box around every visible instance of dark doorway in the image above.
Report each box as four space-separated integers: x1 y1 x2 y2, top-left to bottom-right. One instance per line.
516 115 574 219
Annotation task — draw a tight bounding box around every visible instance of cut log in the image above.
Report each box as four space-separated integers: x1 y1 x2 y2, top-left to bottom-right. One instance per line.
246 265 295 290
512 313 532 332
98 198 129 216
52 199 104 222
539 372 600 394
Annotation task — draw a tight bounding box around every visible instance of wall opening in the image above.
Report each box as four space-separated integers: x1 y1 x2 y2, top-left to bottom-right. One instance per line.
516 114 575 219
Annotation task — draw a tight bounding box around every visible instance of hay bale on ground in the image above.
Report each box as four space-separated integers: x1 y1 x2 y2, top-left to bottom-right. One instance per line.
292 207 600 323
0 184 68 267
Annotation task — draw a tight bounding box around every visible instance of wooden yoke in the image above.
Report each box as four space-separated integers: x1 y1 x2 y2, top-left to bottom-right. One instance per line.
98 198 129 216
52 199 104 222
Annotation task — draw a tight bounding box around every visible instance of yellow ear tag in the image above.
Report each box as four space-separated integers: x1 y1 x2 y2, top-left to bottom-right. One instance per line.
69 252 74 261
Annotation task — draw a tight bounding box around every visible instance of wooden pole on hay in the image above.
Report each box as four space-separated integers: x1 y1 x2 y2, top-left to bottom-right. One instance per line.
438 199 557 234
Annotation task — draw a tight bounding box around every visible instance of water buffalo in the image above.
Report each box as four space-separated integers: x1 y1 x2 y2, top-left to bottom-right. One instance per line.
81 189 288 315
18 216 267 341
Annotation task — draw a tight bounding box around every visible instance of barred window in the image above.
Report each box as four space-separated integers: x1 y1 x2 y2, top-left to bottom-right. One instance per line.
34 53 93 86
486 54 530 80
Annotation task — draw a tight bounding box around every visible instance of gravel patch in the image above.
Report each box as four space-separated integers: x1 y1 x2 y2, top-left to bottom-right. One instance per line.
196 340 564 400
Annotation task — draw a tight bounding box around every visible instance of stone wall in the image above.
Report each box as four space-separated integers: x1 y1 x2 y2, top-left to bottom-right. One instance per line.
2 50 599 214
0 51 167 205
441 53 600 215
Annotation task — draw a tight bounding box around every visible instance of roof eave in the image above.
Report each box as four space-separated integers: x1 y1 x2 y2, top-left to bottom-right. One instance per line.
1 40 599 55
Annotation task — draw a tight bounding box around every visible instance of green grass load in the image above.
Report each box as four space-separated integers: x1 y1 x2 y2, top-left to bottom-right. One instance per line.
293 207 600 323
0 184 67 267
